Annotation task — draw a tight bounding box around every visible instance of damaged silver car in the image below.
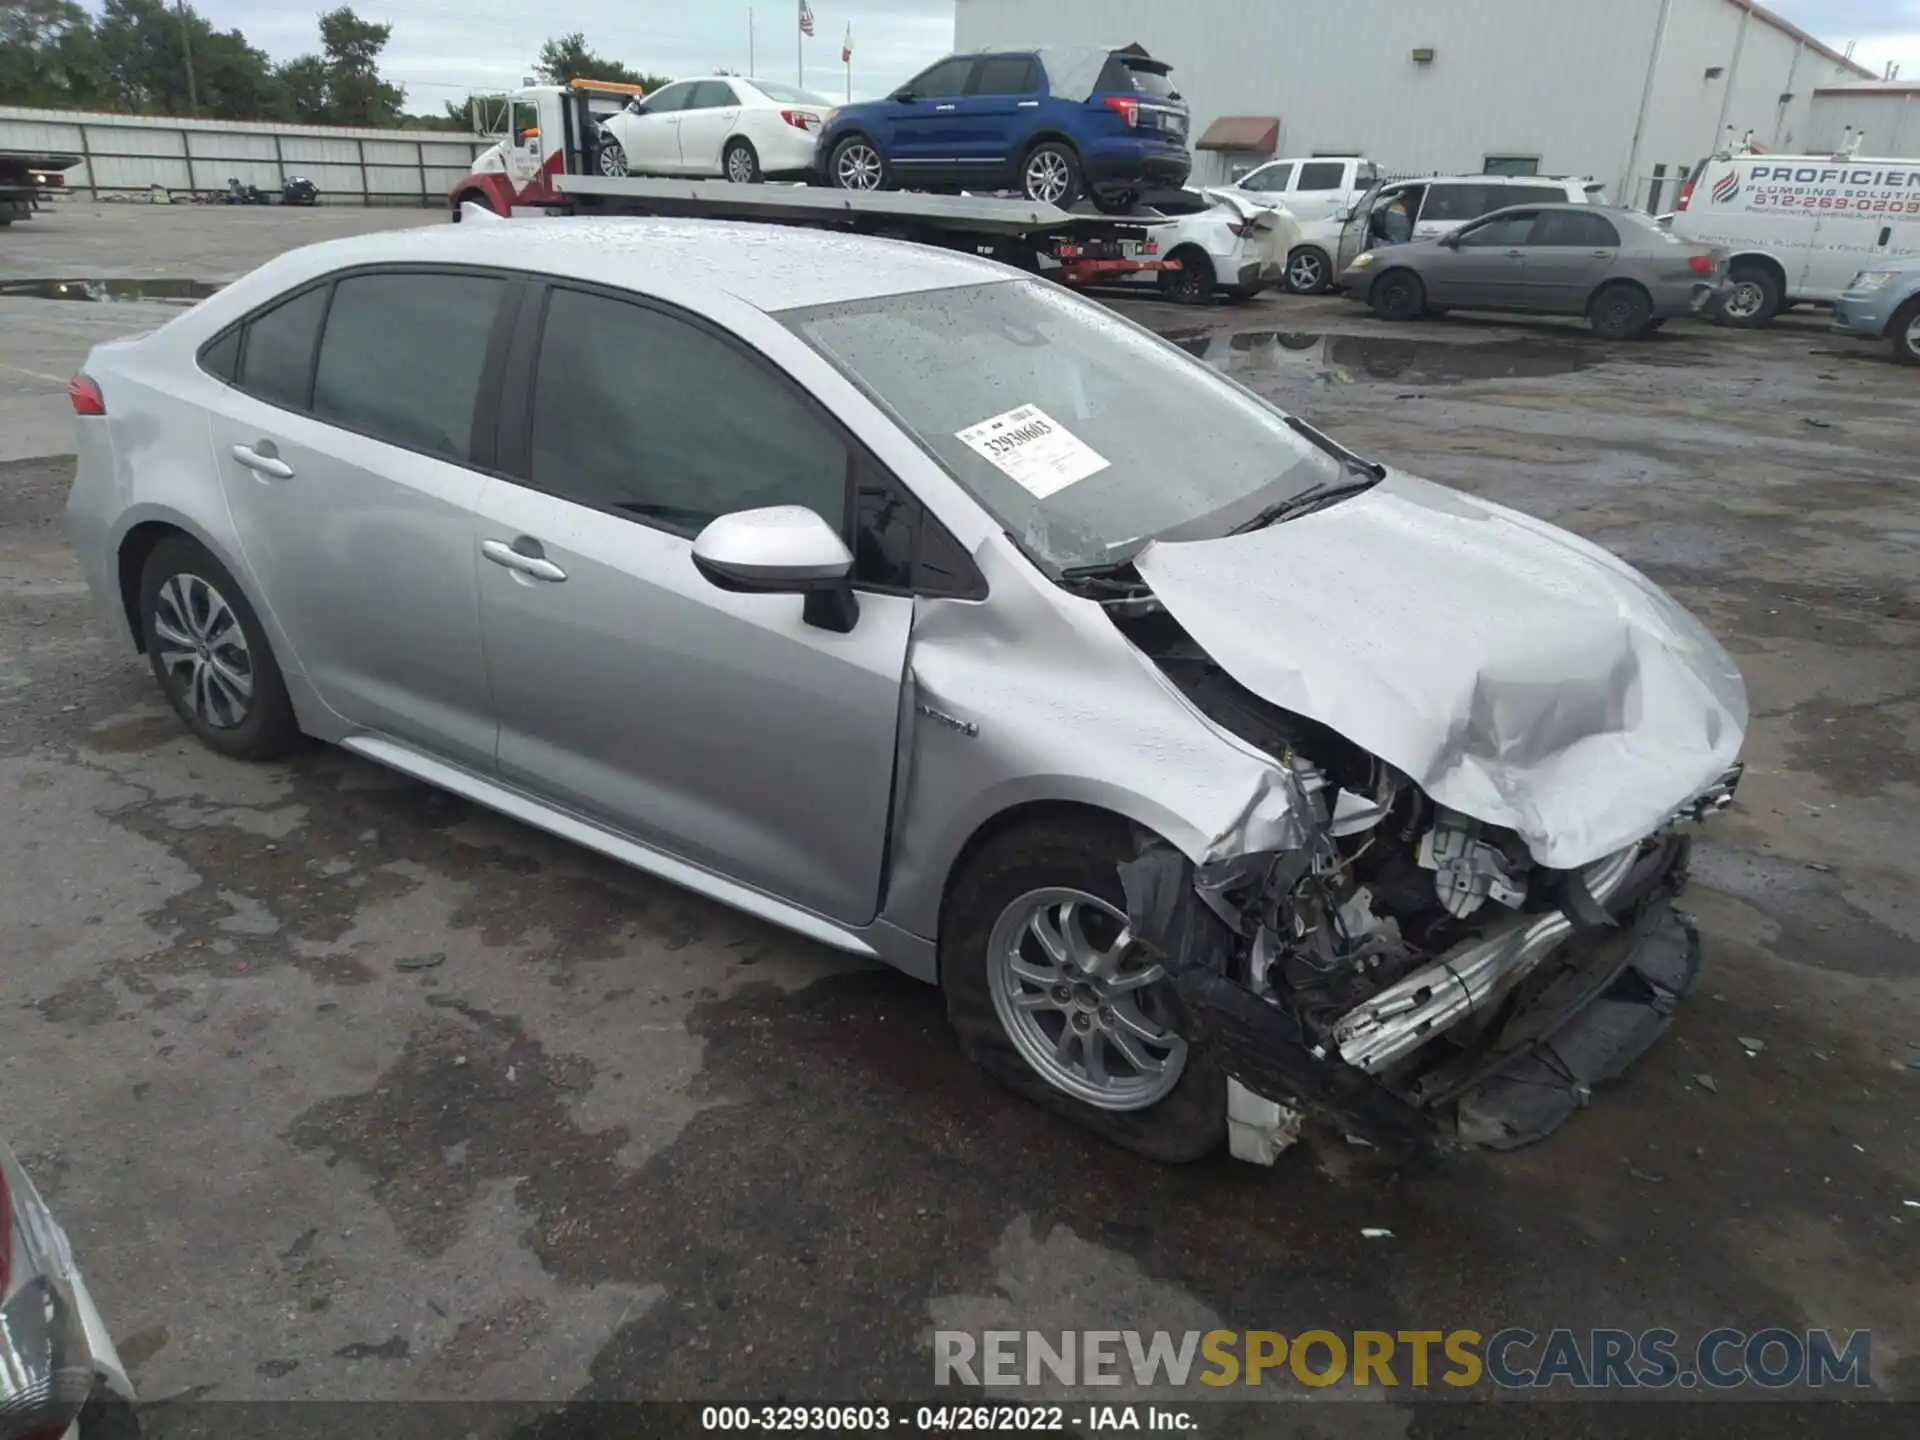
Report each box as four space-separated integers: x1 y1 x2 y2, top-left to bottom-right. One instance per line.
64 219 1745 1163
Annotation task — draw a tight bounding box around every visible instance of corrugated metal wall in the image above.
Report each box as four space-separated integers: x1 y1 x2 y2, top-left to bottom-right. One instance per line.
952 0 1874 203
0 107 488 204
1804 89 1919 156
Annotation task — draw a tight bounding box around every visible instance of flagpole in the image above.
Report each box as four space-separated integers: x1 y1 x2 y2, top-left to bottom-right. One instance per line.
796 12 802 87
748 7 755 78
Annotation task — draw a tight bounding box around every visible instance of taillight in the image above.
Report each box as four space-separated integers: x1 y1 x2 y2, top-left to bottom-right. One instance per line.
1226 221 1247 238
1103 95 1140 127
69 372 105 416
1688 253 1715 275
1677 181 1695 212
780 108 821 131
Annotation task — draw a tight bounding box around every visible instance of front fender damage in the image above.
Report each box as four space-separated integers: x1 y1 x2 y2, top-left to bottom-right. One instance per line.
1119 761 1729 1164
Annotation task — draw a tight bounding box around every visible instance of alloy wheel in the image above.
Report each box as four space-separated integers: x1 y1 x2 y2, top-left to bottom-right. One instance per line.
835 143 882 190
598 138 628 178
726 145 756 183
1024 149 1071 204
1904 311 1920 355
152 572 253 729
986 887 1188 1111
1287 250 1325 291
1723 280 1764 320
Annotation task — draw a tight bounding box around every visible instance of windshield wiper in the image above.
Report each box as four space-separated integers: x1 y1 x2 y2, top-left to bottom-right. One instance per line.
1229 420 1387 535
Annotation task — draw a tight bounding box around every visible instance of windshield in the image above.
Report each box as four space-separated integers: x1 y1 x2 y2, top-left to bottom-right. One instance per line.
779 279 1336 571
751 79 832 106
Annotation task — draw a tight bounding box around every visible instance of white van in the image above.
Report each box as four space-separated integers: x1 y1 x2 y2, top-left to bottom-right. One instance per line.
1670 151 1920 325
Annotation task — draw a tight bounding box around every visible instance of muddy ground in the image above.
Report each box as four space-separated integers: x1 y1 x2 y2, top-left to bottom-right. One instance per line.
1 203 1915 1434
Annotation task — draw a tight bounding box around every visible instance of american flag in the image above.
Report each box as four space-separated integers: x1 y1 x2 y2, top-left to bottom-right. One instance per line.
798 0 814 37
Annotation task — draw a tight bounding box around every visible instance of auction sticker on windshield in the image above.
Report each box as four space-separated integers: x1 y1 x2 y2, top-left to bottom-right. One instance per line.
956 405 1110 499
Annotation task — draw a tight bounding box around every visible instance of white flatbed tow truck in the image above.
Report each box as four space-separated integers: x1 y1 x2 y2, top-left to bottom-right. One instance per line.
448 80 1176 287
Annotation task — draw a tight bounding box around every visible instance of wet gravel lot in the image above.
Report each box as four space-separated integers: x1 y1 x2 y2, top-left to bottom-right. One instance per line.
1 204 1915 1434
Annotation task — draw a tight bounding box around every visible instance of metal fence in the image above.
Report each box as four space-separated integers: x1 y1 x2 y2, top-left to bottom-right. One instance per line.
0 106 490 206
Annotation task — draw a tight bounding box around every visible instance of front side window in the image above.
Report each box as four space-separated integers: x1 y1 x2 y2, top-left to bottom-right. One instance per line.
311 272 509 462
906 58 974 98
1458 212 1540 248
642 83 695 114
1296 161 1347 192
234 285 328 411
1241 162 1293 194
780 279 1338 573
528 288 849 536
689 80 739 109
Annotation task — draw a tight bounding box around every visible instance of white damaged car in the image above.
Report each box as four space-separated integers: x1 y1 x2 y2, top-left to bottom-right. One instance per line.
64 220 1744 1166
1098 187 1299 304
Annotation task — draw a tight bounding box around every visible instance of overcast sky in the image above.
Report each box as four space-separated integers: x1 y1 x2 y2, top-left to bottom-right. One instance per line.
185 0 1918 114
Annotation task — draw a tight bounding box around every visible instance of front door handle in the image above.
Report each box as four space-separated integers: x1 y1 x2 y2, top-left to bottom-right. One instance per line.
231 442 293 480
935 103 957 112
481 538 567 582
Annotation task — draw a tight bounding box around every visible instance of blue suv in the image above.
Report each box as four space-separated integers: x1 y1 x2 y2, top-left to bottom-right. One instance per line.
817 44 1191 211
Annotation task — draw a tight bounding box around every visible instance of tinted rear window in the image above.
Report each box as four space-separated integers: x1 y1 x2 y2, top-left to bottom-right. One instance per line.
311 272 509 462
974 56 1040 95
236 285 327 410
1507 184 1573 206
1097 56 1178 99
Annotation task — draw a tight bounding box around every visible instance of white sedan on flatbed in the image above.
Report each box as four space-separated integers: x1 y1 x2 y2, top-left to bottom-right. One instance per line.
596 76 836 184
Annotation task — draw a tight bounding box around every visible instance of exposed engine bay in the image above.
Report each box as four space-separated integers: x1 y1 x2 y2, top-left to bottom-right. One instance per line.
1110 606 1735 1157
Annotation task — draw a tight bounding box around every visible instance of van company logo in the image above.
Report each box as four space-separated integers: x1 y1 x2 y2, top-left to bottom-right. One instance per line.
1712 172 1741 204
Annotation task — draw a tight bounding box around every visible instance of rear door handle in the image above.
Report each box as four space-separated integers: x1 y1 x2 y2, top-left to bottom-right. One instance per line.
231 442 293 480
481 538 567 582
1017 100 1040 108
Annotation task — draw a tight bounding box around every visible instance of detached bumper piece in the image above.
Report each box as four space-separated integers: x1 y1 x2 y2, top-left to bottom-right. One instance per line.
1451 895 1701 1148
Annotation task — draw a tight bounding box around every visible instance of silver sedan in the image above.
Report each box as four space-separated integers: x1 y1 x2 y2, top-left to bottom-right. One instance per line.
64 217 1746 1163
1340 204 1728 338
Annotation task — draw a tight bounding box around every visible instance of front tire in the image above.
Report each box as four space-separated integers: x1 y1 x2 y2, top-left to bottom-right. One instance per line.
139 535 300 761
942 818 1227 1163
1370 268 1426 322
1588 281 1655 340
1022 142 1083 207
829 135 886 191
1284 246 1332 294
723 138 762 184
596 135 629 178
1891 297 1920 366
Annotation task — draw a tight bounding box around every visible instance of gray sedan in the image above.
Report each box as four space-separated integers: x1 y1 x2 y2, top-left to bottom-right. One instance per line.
64 218 1746 1164
1340 204 1726 338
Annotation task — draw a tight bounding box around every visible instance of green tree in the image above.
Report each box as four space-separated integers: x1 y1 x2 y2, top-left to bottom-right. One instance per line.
533 31 668 91
0 0 99 108
276 6 405 125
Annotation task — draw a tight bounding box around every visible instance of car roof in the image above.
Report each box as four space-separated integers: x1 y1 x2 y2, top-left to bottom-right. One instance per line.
253 217 1012 313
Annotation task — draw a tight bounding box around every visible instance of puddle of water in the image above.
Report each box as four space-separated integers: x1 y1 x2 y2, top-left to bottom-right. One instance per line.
1164 329 1629 387
0 277 224 305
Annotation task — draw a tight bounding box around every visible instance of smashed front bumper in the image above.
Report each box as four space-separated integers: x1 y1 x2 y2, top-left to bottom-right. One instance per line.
1123 778 1733 1159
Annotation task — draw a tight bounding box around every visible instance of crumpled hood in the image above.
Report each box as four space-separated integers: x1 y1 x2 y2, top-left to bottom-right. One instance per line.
1133 471 1747 869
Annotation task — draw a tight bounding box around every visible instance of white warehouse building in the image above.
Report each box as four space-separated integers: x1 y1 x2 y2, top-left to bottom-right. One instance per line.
953 0 1876 208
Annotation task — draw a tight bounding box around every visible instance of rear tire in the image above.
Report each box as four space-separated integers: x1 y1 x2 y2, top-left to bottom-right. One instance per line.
1284 246 1332 294
139 535 301 762
1370 269 1425 322
1588 281 1654 340
1159 247 1216 305
941 817 1227 1163
1718 264 1781 328
1021 142 1083 207
1891 297 1920 366
723 138 762 184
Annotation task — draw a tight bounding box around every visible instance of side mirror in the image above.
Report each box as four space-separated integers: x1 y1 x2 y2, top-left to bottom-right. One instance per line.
891 89 916 103
1438 232 1461 249
691 506 860 632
